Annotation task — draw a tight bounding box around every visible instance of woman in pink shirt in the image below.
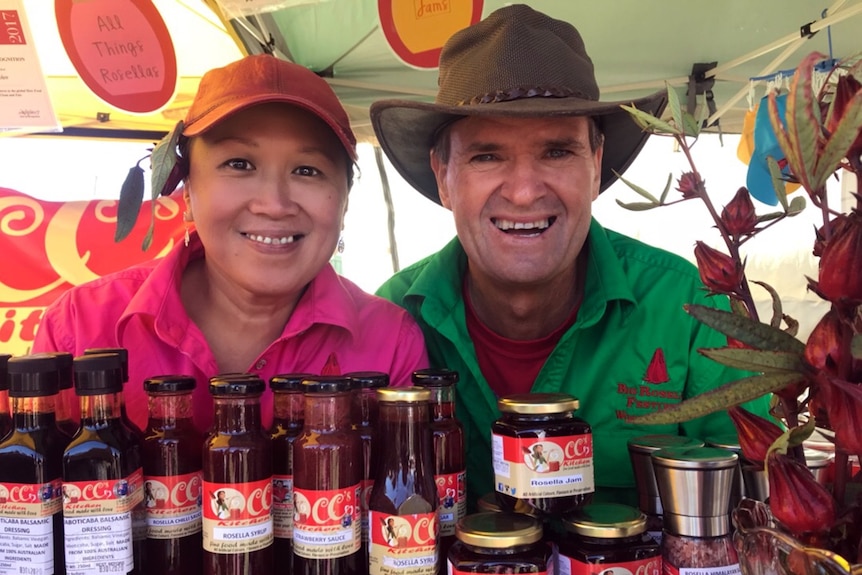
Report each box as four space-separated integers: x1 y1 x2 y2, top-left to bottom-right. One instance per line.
32 54 428 431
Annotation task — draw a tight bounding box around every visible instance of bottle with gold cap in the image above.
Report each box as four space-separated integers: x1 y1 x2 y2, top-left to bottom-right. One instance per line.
448 512 552 574
558 503 660 575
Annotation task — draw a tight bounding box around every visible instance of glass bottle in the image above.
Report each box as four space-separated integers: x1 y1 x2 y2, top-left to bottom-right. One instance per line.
346 369 389 566
412 368 465 572
63 352 145 575
83 347 144 436
368 387 439 575
203 374 273 575
270 373 310 570
0 353 10 438
293 376 362 575
0 354 65 575
142 375 203 575
47 351 79 438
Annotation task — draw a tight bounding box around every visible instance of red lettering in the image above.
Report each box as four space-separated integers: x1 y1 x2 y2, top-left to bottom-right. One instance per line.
9 485 37 503
18 309 41 341
82 482 112 500
636 558 662 575
412 515 437 545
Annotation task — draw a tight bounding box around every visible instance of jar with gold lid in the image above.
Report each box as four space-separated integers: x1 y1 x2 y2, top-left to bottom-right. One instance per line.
558 503 660 575
448 512 552 574
492 393 593 517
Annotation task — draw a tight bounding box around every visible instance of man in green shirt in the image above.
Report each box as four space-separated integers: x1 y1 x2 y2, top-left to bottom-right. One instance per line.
371 5 770 509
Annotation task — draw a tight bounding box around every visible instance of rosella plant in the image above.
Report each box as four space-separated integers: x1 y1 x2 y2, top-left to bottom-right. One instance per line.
620 52 862 561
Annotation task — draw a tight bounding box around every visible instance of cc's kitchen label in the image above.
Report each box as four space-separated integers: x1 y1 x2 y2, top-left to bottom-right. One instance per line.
492 433 594 498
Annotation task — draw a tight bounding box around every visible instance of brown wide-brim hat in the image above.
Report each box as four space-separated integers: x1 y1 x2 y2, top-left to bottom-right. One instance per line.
370 4 667 205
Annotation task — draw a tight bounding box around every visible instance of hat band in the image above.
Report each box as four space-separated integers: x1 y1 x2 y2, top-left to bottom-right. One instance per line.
457 85 591 106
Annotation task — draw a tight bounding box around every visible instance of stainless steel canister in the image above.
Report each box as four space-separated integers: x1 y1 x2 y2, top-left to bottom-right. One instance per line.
627 434 705 516
703 434 745 511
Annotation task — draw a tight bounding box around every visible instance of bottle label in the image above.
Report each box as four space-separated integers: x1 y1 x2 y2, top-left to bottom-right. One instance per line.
202 477 273 554
435 471 466 537
0 480 62 575
272 474 294 539
144 471 203 539
664 565 741 575
62 468 144 575
559 553 660 575
368 510 438 575
492 433 594 498
293 484 362 559
360 478 373 543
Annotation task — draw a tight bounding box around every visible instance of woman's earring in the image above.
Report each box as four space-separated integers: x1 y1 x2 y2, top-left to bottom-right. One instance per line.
183 210 192 247
337 236 345 254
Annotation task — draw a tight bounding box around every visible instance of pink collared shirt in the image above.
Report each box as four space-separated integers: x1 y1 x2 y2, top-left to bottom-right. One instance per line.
33 234 428 431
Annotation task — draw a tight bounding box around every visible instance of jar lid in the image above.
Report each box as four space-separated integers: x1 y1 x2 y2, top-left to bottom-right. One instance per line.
651 446 738 469
563 503 647 538
703 434 741 451
497 393 578 414
456 512 542 548
476 493 539 518
209 373 265 396
345 371 390 389
301 376 352 394
269 373 314 392
627 434 705 454
8 354 60 397
411 368 459 387
144 375 196 393
376 387 431 403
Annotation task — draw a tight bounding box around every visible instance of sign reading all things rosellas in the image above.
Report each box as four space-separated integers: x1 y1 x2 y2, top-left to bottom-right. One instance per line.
55 0 177 113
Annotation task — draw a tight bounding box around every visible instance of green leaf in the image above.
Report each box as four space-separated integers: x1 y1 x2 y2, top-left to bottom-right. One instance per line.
666 83 684 133
151 121 184 201
768 92 808 192
751 280 784 328
770 417 816 456
815 87 862 187
785 53 823 192
683 111 701 138
612 171 660 204
659 172 673 204
620 104 681 135
615 200 660 211
115 166 144 243
699 348 806 373
684 304 806 353
767 156 789 209
786 195 806 216
630 371 806 425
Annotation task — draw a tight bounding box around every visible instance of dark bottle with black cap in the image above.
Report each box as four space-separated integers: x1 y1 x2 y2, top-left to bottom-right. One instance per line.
0 354 11 438
269 373 310 569
63 352 145 575
142 375 203 575
83 347 144 436
203 374 273 575
0 354 66 575
47 351 79 438
346 369 389 565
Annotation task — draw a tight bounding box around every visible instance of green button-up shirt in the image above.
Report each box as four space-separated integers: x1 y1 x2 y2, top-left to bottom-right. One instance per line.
378 219 770 509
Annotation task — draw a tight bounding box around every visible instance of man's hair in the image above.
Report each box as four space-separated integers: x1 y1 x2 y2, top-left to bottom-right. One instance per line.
431 116 605 164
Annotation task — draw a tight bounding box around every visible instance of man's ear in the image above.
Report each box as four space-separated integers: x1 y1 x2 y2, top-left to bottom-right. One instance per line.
430 149 452 210
592 144 604 201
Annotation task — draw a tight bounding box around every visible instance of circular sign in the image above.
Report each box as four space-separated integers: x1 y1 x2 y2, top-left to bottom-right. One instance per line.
378 0 483 69
55 0 178 113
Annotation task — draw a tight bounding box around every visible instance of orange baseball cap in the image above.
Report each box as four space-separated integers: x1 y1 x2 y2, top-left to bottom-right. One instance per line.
182 54 357 161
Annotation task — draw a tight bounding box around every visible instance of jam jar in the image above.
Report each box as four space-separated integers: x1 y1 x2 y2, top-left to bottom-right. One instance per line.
492 393 593 517
558 503 661 575
448 512 552 574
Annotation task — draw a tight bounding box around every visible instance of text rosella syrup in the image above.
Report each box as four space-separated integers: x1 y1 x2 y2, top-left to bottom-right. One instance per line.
63 352 145 575
203 374 273 575
492 393 594 517
0 354 66 575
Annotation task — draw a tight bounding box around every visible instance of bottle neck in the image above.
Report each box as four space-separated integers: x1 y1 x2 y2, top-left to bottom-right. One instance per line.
212 395 263 433
352 388 379 427
0 389 8 416
272 391 303 427
146 392 195 428
428 386 456 421
378 401 433 461
11 395 57 431
304 392 351 431
80 392 124 425
55 388 77 422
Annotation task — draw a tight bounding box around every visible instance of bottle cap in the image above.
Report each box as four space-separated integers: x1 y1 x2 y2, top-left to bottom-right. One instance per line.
497 393 578 415
563 503 647 538
209 373 265 396
73 353 124 395
376 386 431 403
411 368 459 387
7 354 60 397
0 354 10 391
455 512 542 548
83 347 129 382
45 352 74 390
144 375 196 394
301 376 352 394
270 373 314 392
345 371 389 389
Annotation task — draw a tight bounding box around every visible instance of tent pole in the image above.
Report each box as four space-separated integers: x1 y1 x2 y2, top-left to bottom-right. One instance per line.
374 146 400 274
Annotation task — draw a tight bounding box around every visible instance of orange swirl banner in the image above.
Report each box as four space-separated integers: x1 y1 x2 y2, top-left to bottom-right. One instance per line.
0 186 185 355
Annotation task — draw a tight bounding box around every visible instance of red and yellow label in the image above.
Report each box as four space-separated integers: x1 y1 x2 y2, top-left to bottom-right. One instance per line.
202 478 273 554
63 468 144 517
492 433 594 498
293 484 361 559
272 474 293 539
664 563 740 575
0 479 62 518
0 479 62 575
144 471 202 539
369 510 437 575
560 553 660 575
435 471 465 537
